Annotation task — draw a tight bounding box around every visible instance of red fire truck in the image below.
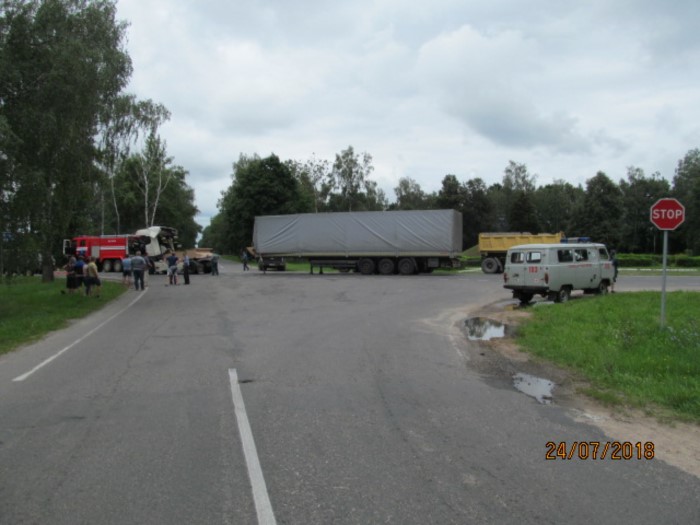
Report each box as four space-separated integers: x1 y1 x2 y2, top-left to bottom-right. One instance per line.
63 226 179 273
63 234 136 272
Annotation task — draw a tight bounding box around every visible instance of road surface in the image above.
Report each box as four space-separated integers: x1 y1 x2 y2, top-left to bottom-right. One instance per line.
1 265 698 524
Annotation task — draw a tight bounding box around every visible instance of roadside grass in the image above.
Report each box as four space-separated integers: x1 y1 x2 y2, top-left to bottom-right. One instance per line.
517 291 700 422
0 276 127 356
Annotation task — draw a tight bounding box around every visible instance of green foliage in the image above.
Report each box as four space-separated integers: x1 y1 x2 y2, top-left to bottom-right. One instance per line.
618 167 670 253
217 154 312 253
1 0 132 278
570 172 623 245
518 292 700 421
673 149 700 254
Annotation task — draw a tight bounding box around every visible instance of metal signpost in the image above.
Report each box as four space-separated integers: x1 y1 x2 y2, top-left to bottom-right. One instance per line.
649 198 685 327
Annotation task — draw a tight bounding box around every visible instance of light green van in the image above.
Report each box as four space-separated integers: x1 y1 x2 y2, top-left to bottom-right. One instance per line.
503 243 615 304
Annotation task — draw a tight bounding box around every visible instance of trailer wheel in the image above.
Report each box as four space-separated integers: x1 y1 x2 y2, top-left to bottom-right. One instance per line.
481 257 500 274
103 259 112 272
358 258 375 275
398 258 416 275
113 259 122 273
378 258 395 275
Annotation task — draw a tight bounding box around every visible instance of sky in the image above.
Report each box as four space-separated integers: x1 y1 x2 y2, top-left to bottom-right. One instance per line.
115 0 700 230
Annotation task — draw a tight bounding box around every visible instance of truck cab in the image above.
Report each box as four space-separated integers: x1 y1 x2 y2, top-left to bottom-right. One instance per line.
503 243 614 304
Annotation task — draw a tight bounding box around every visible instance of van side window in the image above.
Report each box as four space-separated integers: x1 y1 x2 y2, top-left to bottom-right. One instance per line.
574 249 588 262
527 252 542 263
557 249 573 263
511 252 525 264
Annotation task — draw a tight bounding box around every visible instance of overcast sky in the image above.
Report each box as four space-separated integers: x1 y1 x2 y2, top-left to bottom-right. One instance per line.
115 0 700 229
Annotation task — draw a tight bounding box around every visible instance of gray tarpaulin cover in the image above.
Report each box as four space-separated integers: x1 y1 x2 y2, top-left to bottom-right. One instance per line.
253 210 462 256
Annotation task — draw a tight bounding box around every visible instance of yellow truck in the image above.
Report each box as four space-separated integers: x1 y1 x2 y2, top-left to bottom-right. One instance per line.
479 232 564 273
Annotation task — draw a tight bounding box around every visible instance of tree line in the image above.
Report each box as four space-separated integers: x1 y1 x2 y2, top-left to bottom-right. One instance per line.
0 1 200 279
203 148 699 257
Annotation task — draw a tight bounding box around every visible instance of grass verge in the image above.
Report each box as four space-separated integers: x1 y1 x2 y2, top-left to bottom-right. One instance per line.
0 276 127 356
517 291 700 422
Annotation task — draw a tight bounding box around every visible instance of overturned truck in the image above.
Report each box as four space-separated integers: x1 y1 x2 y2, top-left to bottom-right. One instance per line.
253 210 463 275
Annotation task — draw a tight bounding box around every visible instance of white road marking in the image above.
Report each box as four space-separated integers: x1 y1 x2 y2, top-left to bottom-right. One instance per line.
228 368 277 525
12 290 147 382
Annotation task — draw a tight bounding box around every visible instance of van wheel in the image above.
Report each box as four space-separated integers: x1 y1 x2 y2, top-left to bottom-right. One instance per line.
596 281 609 295
555 287 571 303
516 292 534 305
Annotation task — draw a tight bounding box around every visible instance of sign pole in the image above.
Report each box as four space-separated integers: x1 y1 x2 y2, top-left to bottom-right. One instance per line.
660 230 668 328
649 198 685 329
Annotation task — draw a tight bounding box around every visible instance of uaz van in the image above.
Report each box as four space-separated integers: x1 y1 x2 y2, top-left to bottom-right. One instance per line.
503 243 614 304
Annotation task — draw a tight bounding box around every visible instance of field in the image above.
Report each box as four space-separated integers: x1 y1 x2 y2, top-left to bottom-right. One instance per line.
0 276 127 355
517 291 700 422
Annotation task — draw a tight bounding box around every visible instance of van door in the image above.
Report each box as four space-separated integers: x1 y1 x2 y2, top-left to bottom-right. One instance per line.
572 247 596 289
522 249 546 288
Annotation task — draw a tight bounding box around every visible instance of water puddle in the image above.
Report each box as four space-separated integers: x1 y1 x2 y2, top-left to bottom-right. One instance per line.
513 373 554 404
464 317 512 341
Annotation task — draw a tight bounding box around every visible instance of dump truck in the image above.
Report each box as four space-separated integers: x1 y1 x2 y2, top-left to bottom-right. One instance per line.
479 232 564 274
253 210 463 275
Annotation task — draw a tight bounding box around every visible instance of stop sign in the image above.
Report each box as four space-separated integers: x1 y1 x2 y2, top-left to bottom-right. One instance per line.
650 198 685 230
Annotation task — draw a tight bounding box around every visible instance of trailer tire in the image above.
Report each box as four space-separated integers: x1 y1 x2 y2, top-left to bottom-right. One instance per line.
113 259 122 273
358 258 375 275
398 258 416 275
103 259 112 272
378 258 395 275
481 257 500 274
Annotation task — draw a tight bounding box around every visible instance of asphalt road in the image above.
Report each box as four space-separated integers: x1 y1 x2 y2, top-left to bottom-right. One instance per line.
1 265 698 524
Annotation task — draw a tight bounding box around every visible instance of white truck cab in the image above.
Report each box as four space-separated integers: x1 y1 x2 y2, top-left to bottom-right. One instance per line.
503 243 614 304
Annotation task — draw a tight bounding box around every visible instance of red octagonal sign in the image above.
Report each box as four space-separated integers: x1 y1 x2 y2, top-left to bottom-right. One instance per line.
650 198 685 230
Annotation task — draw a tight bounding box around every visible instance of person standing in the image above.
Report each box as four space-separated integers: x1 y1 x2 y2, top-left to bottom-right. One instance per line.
610 249 619 293
211 252 220 275
131 250 147 291
183 252 190 285
84 256 101 297
166 252 179 285
241 250 249 271
74 256 85 291
122 254 132 287
64 256 77 294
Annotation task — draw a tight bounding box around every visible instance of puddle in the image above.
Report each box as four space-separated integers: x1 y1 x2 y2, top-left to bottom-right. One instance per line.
513 373 554 404
464 317 512 341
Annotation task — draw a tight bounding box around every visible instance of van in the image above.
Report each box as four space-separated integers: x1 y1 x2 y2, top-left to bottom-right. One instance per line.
503 243 614 304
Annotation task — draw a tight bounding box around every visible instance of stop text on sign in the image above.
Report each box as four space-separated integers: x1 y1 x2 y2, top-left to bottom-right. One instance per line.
651 209 684 220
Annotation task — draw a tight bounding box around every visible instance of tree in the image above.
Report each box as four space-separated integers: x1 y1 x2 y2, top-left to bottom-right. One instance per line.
462 178 492 248
326 146 376 211
619 167 670 253
533 180 583 235
96 95 170 234
436 174 465 211
673 149 700 254
508 192 540 233
393 177 428 210
217 154 312 253
0 0 132 280
570 171 623 246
